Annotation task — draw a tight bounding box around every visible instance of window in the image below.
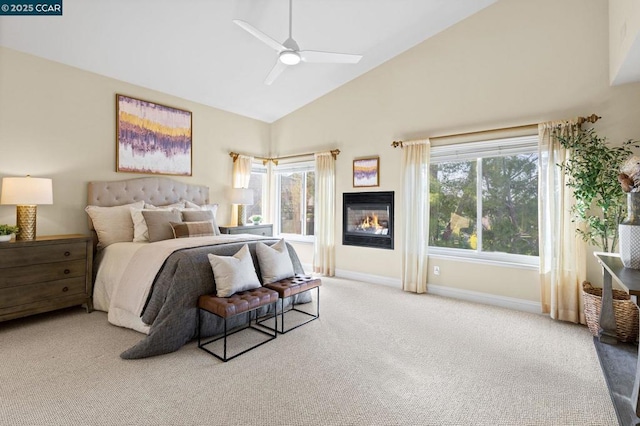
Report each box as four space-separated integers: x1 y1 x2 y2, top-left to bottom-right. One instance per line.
274 161 315 238
429 135 539 265
246 163 267 219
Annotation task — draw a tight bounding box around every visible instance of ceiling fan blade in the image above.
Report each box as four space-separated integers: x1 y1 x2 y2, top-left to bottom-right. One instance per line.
233 19 286 52
265 60 287 85
300 50 363 64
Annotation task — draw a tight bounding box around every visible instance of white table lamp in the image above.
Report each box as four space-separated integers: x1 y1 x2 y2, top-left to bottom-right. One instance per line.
231 188 254 226
1 176 53 240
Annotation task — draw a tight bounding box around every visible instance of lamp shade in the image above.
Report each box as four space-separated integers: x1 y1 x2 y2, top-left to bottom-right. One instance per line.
230 188 254 205
1 176 53 205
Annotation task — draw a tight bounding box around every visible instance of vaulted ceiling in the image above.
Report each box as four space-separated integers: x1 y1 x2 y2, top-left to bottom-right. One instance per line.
0 0 496 122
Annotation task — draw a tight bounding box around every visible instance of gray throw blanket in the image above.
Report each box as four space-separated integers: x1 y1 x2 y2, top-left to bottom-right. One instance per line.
120 239 308 359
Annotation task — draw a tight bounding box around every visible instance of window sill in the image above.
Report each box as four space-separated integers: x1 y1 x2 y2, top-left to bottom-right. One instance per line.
428 247 539 270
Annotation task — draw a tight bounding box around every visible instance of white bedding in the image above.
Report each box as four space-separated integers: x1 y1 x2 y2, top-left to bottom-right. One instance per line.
93 235 272 334
93 242 146 314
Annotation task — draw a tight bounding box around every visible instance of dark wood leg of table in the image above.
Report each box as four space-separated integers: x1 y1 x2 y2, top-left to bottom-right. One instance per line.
599 269 619 344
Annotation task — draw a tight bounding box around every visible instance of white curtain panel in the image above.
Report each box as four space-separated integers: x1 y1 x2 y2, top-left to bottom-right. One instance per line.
313 152 336 276
538 121 586 323
232 154 253 188
232 154 253 225
401 140 430 293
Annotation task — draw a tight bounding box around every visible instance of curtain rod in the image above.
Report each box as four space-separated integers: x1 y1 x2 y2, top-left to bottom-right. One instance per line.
390 114 601 148
229 149 341 165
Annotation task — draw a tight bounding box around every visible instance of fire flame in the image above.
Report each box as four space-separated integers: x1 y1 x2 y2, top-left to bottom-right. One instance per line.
361 214 382 230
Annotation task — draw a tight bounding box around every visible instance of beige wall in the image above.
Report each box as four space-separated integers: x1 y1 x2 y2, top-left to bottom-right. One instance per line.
0 46 270 235
273 0 640 301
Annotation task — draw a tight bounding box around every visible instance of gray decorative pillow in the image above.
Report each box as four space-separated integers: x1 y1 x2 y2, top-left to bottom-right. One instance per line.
181 203 220 235
131 205 182 243
170 221 215 239
141 209 182 242
181 209 220 236
255 239 294 284
181 209 212 221
208 244 261 297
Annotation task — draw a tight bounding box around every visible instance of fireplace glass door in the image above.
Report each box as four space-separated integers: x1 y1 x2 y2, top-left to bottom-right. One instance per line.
343 191 394 249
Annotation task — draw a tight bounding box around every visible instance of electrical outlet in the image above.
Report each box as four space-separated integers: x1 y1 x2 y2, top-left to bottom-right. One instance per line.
434 266 440 276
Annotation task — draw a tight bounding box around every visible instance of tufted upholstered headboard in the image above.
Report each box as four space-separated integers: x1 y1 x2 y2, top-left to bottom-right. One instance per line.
87 177 210 231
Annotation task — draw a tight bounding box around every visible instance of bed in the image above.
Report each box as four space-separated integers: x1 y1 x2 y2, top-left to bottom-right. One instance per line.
87 177 307 359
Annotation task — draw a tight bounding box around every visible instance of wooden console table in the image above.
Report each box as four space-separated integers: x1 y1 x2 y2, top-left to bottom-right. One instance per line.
594 253 640 426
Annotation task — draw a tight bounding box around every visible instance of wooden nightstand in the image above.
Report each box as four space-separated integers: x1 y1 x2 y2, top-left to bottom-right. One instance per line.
0 234 93 322
219 224 273 237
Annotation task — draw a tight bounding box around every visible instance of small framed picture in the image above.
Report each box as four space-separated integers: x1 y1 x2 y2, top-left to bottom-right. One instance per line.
353 157 380 187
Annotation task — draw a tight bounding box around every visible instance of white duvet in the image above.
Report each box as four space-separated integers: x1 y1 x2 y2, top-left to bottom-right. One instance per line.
92 235 272 334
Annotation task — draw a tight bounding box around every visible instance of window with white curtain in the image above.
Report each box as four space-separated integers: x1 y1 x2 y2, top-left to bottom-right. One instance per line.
274 161 315 240
429 135 539 266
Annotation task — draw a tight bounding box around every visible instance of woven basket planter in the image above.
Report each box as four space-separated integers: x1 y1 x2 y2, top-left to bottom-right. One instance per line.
583 281 639 343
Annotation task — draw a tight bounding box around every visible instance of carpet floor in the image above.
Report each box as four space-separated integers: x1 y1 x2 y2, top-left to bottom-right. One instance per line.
0 277 617 425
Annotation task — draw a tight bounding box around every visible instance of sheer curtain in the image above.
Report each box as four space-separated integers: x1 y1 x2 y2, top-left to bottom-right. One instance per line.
232 154 253 225
401 140 430 293
232 154 253 188
313 152 336 276
538 121 586 323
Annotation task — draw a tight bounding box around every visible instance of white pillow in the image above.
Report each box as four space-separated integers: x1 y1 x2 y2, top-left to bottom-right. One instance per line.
147 201 185 209
85 201 145 249
208 245 261 297
130 202 184 243
255 239 294 284
184 201 219 212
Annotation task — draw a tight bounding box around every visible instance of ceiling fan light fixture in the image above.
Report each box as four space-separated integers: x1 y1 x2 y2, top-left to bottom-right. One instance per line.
279 50 301 65
234 0 363 84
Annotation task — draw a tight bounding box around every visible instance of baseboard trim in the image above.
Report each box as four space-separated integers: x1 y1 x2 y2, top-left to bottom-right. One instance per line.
332 268 541 314
427 284 542 314
335 268 401 288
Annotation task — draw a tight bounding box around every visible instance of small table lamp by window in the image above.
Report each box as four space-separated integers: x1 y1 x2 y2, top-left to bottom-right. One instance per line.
0 176 53 241
231 188 254 226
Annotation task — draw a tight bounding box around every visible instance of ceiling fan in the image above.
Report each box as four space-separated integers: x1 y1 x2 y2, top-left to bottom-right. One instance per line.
233 0 363 85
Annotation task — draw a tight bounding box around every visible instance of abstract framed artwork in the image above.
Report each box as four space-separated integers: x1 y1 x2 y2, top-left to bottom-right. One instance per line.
353 157 380 187
116 94 192 176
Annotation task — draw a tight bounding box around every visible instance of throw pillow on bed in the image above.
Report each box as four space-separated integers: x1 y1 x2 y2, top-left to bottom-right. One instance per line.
170 221 215 238
255 239 294 284
181 201 220 235
181 209 221 236
131 203 184 243
208 244 261 297
85 200 145 249
141 209 183 242
184 201 219 212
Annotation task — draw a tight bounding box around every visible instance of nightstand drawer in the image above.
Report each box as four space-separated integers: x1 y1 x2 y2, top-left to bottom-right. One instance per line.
219 225 273 236
236 227 271 236
0 276 86 308
0 259 86 289
0 242 86 268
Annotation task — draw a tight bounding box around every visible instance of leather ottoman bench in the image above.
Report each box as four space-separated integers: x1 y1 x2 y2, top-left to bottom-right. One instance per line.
261 274 321 334
197 287 278 362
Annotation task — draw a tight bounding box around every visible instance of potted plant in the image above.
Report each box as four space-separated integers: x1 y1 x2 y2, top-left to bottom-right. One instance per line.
0 224 19 242
249 215 263 225
556 128 639 252
617 155 640 268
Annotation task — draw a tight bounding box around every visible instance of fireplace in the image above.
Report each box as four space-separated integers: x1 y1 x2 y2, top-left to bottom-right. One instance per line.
343 191 394 250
